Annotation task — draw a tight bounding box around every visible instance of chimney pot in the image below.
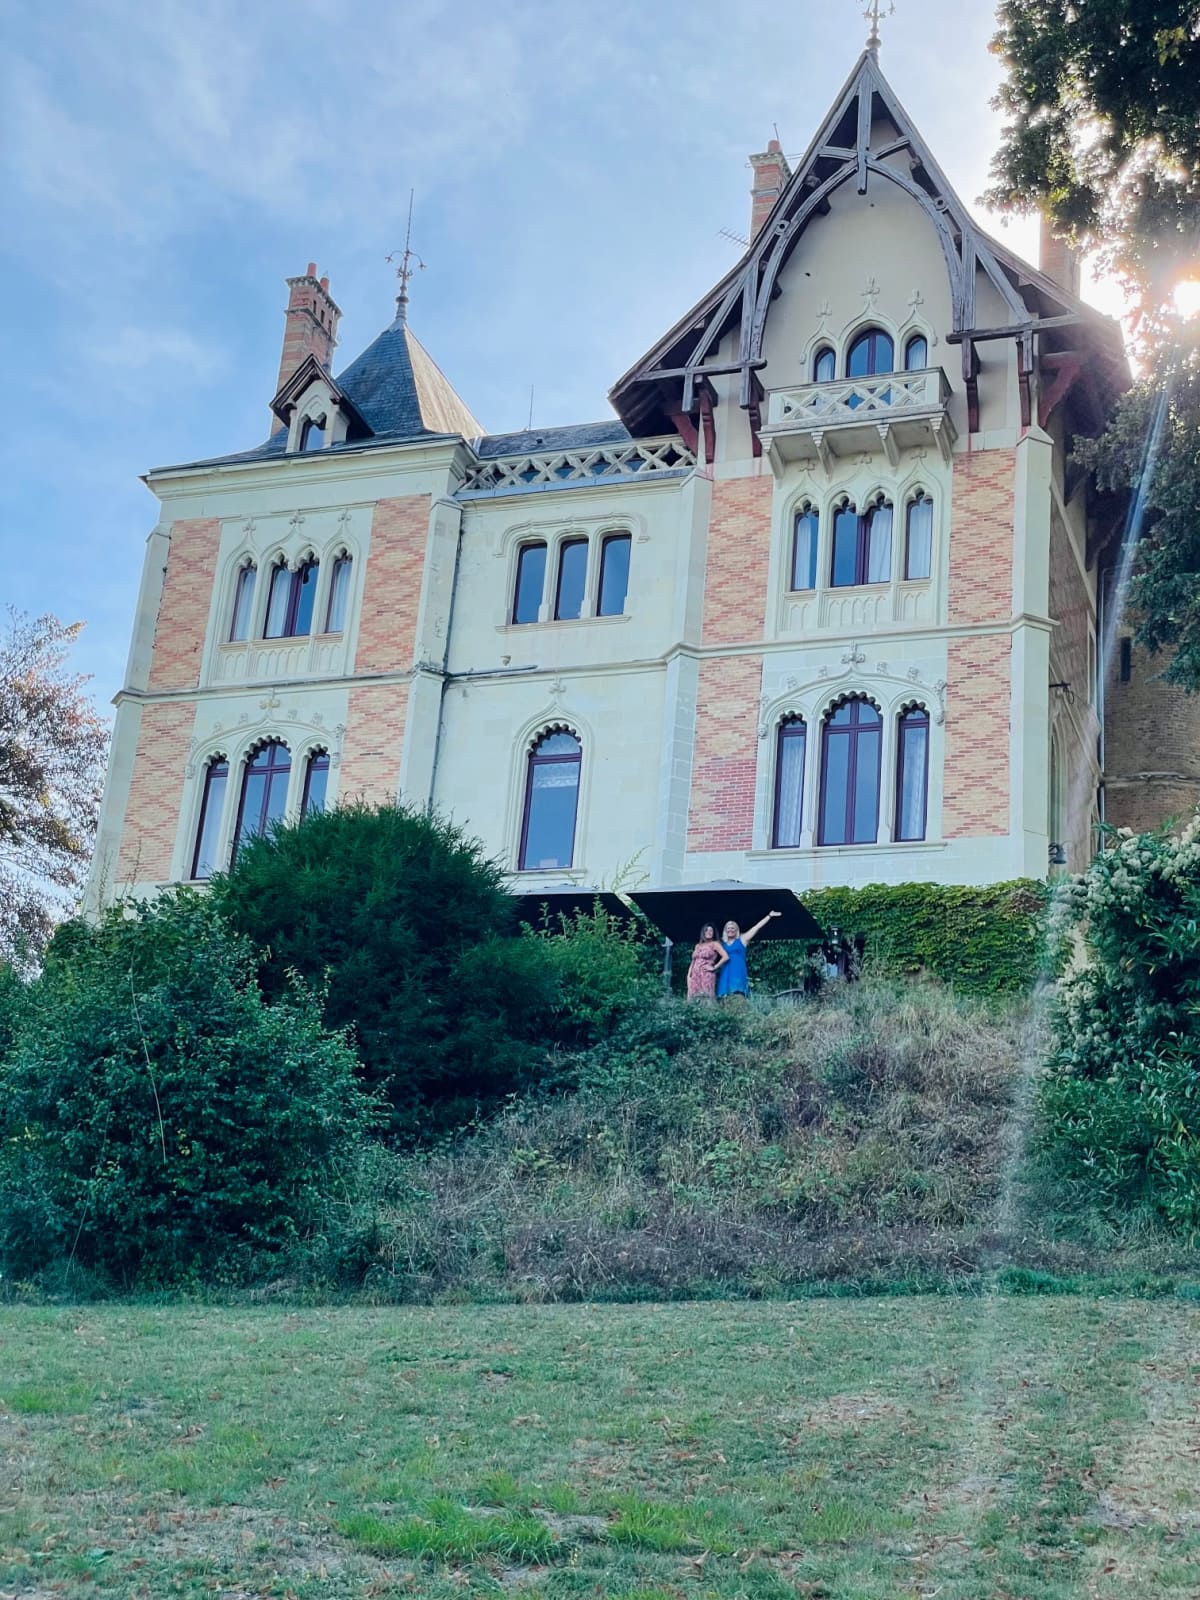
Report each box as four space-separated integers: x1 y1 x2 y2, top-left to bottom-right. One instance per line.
1039 216 1081 298
319 276 329 291
307 261 317 278
749 136 792 242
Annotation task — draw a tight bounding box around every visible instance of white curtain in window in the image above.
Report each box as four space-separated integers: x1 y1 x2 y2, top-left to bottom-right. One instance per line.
906 497 933 580
264 566 290 636
866 505 893 583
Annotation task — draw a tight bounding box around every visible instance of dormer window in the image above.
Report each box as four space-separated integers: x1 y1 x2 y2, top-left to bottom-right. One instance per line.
300 416 326 451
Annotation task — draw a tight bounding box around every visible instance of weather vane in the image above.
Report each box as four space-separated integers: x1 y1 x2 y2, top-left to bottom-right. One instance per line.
385 190 425 326
864 0 895 52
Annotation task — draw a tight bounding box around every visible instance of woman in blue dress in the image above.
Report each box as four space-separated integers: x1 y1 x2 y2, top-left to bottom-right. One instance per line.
716 910 781 1001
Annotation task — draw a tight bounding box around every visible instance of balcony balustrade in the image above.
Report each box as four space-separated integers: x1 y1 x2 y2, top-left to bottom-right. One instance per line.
759 367 955 471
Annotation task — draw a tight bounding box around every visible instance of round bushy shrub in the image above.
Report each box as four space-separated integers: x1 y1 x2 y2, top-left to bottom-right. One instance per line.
211 803 561 1140
1041 816 1200 1233
0 893 374 1285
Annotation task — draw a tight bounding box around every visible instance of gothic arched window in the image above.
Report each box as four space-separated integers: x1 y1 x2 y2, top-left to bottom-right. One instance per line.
831 498 893 587
190 756 229 880
301 749 330 818
813 345 836 383
791 505 819 591
904 492 934 581
904 333 929 371
846 327 895 379
264 558 319 638
519 731 581 870
895 707 930 842
300 416 326 451
228 563 257 642
818 698 882 846
772 717 808 849
324 554 353 633
232 741 291 863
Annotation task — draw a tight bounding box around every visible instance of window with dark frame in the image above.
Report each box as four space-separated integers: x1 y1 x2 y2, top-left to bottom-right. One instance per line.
229 565 257 642
301 749 330 818
846 327 895 379
264 559 319 639
519 730 581 871
904 493 933 581
512 542 547 624
813 345 836 383
818 697 882 846
772 717 807 849
597 533 631 617
324 554 352 633
895 706 930 842
300 416 326 451
791 506 819 591
830 499 893 587
554 537 589 621
190 757 229 880
904 333 929 371
232 741 292 863
1120 636 1132 683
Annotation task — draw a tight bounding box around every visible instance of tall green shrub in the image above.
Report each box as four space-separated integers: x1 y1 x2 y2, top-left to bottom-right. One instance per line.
750 880 1048 996
211 804 560 1139
1041 818 1200 1233
0 894 374 1285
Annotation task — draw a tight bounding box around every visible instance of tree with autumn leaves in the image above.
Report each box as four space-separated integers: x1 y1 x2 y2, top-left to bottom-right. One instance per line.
988 2 1200 688
0 611 107 966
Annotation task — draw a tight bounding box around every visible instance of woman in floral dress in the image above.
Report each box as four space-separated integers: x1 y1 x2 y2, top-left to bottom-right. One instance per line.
686 923 729 1000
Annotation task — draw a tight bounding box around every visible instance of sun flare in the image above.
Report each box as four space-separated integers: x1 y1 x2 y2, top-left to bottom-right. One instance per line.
1173 279 1200 320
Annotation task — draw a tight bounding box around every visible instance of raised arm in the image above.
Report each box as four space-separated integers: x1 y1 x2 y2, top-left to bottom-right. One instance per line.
741 909 783 946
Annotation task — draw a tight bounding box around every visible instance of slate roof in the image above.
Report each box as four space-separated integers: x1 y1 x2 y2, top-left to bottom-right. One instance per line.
475 420 631 459
150 311 485 476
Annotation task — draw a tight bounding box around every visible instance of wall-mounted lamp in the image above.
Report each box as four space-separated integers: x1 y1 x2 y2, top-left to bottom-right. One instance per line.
1048 842 1068 867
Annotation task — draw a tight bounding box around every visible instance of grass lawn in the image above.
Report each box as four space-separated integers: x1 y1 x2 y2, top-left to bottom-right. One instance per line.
1 1297 1198 1598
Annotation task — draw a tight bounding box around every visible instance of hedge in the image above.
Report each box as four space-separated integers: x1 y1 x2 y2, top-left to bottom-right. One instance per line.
750 879 1049 998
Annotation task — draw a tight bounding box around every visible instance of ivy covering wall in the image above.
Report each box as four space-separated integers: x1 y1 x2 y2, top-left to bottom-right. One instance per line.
751 880 1049 998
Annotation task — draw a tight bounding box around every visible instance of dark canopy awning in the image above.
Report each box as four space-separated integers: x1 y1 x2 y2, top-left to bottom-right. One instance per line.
630 880 822 945
512 885 633 928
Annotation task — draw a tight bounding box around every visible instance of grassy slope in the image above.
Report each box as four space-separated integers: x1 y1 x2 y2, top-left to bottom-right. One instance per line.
2 1299 1199 1598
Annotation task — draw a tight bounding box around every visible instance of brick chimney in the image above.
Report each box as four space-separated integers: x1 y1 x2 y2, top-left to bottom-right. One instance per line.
749 138 791 241
274 263 341 403
1039 216 1081 298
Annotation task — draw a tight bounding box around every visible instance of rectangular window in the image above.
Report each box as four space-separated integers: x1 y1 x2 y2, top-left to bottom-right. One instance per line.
772 721 807 848
895 713 929 842
597 533 631 617
264 565 292 637
324 556 352 633
293 561 318 636
190 760 229 880
512 542 547 624
555 537 589 621
301 751 330 817
830 507 859 588
229 567 256 641
1120 636 1132 683
865 505 892 583
264 561 318 639
791 510 818 591
904 497 933 581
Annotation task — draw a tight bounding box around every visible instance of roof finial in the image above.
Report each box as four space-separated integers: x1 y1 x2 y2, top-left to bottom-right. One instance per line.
864 0 895 53
386 190 425 327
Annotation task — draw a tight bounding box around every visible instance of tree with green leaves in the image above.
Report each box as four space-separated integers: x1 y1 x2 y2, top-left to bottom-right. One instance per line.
210 802 561 1141
988 3 1200 688
0 611 107 964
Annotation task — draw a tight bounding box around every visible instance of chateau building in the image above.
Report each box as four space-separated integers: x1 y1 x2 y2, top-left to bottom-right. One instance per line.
89 46 1139 912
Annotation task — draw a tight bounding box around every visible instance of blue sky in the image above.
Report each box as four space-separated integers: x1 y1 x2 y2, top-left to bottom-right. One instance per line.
4 0 1101 711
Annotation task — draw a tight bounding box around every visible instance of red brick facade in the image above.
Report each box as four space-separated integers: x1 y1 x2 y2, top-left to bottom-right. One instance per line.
115 702 196 882
339 684 409 805
687 655 763 851
147 518 222 691
274 266 340 401
943 635 1010 837
948 450 1015 625
701 476 774 645
355 495 430 674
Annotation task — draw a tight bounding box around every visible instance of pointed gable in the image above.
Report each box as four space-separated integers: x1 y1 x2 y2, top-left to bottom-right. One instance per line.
610 49 1124 440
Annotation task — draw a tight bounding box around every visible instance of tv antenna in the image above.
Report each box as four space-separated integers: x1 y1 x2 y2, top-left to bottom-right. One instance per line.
386 190 426 325
719 226 749 250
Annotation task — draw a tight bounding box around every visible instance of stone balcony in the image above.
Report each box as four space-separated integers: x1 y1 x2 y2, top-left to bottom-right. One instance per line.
758 368 955 472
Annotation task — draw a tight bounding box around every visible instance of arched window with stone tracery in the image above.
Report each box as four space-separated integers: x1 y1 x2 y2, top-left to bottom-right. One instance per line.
818 697 882 846
519 730 581 870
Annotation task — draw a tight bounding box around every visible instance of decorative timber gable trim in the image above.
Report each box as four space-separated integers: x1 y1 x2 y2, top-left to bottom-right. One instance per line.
609 49 1124 449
